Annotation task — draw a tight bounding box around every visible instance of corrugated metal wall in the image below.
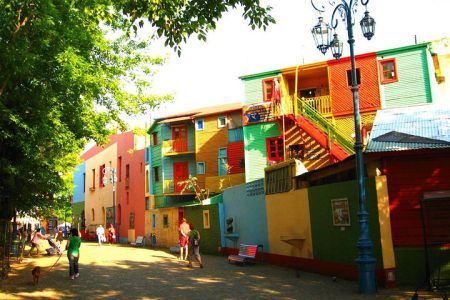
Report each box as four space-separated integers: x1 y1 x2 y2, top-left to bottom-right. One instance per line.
244 122 281 182
329 54 381 116
379 47 432 108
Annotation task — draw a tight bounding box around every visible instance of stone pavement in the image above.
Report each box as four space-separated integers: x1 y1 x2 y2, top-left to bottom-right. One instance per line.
0 241 442 299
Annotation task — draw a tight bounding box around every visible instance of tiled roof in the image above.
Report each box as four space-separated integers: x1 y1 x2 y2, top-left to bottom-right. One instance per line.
366 105 450 152
155 102 242 121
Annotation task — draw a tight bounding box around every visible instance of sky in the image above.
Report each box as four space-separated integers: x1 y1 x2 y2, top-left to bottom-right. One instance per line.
134 0 450 125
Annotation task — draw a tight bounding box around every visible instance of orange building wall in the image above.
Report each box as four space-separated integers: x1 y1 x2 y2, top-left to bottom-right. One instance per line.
195 115 229 189
328 53 381 116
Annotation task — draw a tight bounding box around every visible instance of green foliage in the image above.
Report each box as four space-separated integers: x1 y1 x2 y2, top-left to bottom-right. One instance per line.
178 175 209 202
0 0 273 216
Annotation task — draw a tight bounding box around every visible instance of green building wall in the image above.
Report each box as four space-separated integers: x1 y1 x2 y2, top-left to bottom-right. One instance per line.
240 70 280 104
378 43 432 108
184 203 221 255
243 122 281 182
308 178 383 268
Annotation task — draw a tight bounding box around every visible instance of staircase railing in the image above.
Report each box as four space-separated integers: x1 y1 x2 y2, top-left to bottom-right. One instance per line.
296 96 355 155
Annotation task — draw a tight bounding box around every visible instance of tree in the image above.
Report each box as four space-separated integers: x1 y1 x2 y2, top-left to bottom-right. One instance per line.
178 175 209 202
0 0 274 216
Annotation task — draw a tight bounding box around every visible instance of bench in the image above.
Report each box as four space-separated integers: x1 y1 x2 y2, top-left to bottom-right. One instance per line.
130 236 145 247
228 244 258 265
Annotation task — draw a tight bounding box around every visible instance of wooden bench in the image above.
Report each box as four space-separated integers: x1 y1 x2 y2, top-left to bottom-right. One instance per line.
130 236 145 247
228 244 258 265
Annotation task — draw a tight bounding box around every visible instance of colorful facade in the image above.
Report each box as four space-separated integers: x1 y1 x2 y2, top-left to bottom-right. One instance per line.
72 38 450 288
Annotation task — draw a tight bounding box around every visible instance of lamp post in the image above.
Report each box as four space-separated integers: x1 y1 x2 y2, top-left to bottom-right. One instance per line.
102 167 117 228
310 0 376 294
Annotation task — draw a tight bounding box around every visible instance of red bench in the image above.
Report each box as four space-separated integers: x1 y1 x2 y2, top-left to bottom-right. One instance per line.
228 244 258 265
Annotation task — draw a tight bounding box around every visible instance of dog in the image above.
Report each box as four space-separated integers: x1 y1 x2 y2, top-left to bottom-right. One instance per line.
31 266 41 285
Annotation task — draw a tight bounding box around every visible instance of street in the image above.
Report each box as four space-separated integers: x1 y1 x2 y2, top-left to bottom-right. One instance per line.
0 242 440 299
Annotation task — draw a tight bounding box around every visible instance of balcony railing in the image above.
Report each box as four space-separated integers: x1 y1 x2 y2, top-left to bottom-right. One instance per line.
163 180 174 193
162 139 193 155
301 95 332 116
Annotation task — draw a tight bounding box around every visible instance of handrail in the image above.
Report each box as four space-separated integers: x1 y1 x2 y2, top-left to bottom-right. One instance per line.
297 96 354 154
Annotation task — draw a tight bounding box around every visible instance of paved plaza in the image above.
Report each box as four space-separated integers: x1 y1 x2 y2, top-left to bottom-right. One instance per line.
0 241 441 299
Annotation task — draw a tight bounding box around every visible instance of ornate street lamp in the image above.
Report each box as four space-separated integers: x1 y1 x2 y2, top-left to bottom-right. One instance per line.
311 0 377 294
102 167 117 228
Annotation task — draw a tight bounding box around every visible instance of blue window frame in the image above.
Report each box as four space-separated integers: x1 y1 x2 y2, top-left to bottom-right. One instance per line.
197 162 205 175
218 148 228 176
196 119 204 130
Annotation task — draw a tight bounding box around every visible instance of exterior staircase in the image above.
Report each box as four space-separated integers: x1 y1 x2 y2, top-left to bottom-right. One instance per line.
292 97 355 161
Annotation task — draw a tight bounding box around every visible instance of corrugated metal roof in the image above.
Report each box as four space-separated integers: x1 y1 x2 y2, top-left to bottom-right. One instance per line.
366 105 450 152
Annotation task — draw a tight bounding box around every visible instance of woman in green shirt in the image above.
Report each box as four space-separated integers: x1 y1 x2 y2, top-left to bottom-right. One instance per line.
66 228 81 279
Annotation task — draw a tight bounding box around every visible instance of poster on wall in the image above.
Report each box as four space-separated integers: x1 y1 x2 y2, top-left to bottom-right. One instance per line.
331 198 351 226
242 102 275 125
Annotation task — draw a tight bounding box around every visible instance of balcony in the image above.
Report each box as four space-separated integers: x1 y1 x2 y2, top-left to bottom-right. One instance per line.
297 95 332 116
162 139 194 156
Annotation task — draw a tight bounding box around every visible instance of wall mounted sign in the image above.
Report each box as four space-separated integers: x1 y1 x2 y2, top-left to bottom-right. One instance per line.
331 198 351 226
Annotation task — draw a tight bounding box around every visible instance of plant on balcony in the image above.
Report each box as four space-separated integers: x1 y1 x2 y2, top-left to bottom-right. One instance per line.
177 175 209 202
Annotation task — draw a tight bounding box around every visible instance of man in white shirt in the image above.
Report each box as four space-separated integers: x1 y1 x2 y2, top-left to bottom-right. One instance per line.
96 225 105 246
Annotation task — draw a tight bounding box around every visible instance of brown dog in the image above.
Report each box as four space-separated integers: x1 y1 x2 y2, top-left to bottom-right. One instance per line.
32 266 41 285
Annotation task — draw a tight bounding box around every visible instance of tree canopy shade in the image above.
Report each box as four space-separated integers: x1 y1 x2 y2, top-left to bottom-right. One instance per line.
0 0 274 217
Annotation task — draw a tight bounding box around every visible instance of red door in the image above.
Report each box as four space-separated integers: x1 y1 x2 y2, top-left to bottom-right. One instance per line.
172 126 188 152
173 162 189 192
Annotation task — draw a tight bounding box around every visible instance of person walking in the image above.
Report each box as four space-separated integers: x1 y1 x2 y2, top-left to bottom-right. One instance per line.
179 218 190 260
107 224 116 244
28 229 44 256
187 223 203 268
96 225 105 246
55 228 64 245
66 228 81 280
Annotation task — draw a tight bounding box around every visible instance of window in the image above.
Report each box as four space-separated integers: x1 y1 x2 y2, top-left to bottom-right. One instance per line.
129 212 135 229
197 162 205 175
152 214 156 229
126 192 129 205
152 132 158 146
346 68 361 86
118 156 122 182
218 148 228 176
125 164 130 188
91 208 95 221
153 166 159 182
196 119 204 131
300 88 316 99
99 164 105 187
203 210 210 229
145 170 149 193
266 137 284 163
163 214 169 228
262 77 281 102
379 58 398 83
240 158 245 169
265 165 291 194
83 173 86 193
145 197 150 210
262 78 274 102
91 168 96 190
217 116 227 128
